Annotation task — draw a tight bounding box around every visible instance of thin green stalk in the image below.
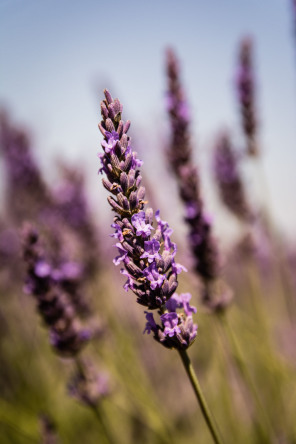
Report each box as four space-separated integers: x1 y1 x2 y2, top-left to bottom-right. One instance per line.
217 313 275 443
252 157 296 323
178 349 225 444
75 359 115 444
88 402 115 444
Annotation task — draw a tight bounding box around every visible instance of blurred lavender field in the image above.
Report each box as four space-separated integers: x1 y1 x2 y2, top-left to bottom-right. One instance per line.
1 1 296 443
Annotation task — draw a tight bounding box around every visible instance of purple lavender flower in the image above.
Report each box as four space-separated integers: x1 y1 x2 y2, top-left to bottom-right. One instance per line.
143 311 158 334
161 312 181 337
113 242 129 265
98 89 197 350
101 131 119 153
213 132 253 222
0 111 51 223
131 211 154 237
143 262 166 290
140 239 161 263
52 164 100 279
235 37 258 156
165 49 219 284
22 225 92 357
68 359 110 407
166 293 197 316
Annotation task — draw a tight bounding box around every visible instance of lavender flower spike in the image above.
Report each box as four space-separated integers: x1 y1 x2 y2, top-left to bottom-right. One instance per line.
213 131 253 222
165 48 219 283
235 37 258 156
98 89 197 350
22 225 92 357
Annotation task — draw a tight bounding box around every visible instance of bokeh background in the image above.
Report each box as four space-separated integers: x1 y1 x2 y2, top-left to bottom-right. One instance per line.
1 0 295 235
1 1 296 443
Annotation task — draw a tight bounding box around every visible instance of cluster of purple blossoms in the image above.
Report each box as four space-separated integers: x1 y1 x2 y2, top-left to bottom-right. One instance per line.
0 111 51 223
98 89 197 350
235 37 258 157
52 165 100 279
22 225 92 357
165 48 219 284
213 132 253 222
68 359 110 407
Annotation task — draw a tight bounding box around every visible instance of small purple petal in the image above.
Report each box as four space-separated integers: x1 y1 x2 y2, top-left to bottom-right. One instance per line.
143 311 158 334
143 263 165 290
160 312 181 337
140 239 161 263
120 268 134 291
131 212 153 237
113 243 128 266
172 262 187 275
101 131 119 154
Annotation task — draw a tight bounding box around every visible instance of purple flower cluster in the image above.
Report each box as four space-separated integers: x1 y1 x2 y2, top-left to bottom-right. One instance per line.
52 164 100 279
0 111 51 223
22 225 92 357
165 48 219 283
213 132 253 222
68 359 110 407
98 89 197 350
235 37 258 156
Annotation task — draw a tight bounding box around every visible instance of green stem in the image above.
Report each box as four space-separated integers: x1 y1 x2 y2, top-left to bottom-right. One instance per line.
75 358 114 444
218 313 275 443
178 349 225 444
89 403 115 444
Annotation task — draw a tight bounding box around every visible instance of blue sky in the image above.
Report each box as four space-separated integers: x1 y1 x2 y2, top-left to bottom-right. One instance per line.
1 0 295 237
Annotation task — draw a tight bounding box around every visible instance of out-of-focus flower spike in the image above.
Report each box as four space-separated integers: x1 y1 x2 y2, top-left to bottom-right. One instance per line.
22 224 92 357
165 48 220 284
213 131 254 222
235 37 258 157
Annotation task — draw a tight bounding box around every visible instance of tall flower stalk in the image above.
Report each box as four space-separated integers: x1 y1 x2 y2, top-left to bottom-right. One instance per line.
22 225 112 442
213 131 253 223
165 49 274 442
0 111 51 223
98 89 224 444
235 37 258 157
165 48 229 311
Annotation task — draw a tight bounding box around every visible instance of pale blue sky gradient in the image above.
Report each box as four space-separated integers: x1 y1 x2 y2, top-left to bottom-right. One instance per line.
1 0 295 237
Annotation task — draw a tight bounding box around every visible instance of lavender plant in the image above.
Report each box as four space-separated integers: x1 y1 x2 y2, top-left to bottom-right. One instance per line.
235 37 258 157
213 131 253 222
165 48 232 312
22 223 115 441
52 164 100 279
0 111 51 223
22 225 92 356
165 49 275 442
98 89 224 444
